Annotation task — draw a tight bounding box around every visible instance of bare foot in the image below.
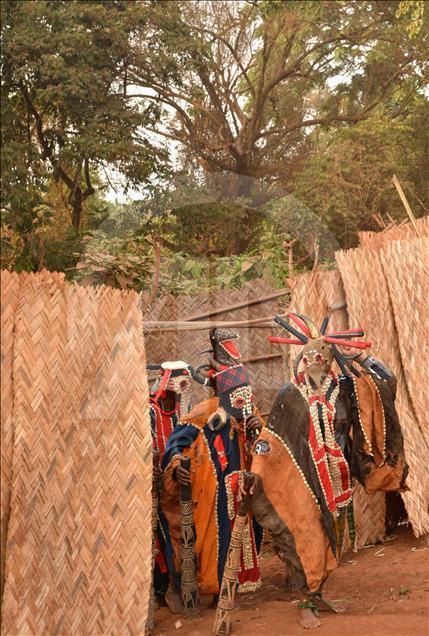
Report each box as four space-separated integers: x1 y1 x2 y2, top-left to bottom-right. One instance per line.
165 584 183 614
298 607 321 629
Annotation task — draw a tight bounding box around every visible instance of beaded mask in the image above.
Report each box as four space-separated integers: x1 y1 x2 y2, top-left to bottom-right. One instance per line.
221 384 254 422
268 312 372 385
213 364 254 422
300 337 334 391
150 361 192 415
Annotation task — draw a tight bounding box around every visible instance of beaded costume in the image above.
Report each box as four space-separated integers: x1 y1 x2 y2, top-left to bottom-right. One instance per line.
249 313 408 595
148 361 194 595
160 331 262 595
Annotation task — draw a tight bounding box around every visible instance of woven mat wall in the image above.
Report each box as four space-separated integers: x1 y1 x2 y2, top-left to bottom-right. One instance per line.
358 216 429 249
1 271 22 603
336 226 429 537
143 279 288 415
1 270 152 634
381 237 429 447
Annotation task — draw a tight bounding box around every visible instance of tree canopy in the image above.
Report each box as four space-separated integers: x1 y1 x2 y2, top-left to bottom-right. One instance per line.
1 0 428 292
128 0 427 193
1 0 166 229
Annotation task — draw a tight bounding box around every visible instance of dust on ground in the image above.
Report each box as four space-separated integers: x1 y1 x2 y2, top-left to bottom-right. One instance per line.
154 525 428 636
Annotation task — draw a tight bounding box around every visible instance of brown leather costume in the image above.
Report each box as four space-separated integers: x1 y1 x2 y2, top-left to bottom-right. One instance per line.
249 314 408 594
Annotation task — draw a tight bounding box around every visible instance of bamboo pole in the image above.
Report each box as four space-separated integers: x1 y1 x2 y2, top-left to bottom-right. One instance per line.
143 312 289 333
392 174 420 236
184 288 290 322
144 323 275 333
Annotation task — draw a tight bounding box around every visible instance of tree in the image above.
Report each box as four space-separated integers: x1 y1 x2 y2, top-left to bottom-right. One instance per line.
127 0 428 198
1 0 166 230
2 0 427 288
291 97 429 247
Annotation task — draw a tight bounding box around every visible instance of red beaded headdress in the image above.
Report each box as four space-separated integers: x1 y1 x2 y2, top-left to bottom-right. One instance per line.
268 313 372 378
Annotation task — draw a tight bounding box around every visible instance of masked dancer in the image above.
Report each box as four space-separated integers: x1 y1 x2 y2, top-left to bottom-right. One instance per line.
148 361 194 613
160 329 263 604
248 313 408 629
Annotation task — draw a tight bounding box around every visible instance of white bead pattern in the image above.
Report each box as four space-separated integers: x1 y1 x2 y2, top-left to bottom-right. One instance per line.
242 520 254 570
225 470 242 520
237 579 262 593
293 373 352 513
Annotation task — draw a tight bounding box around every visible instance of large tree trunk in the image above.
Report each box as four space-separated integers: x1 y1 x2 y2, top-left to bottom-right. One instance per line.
70 187 83 230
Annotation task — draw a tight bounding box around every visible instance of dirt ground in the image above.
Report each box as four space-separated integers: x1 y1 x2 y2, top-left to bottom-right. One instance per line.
154 525 428 636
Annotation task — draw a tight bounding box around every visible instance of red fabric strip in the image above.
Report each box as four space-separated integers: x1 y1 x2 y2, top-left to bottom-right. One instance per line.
214 434 228 471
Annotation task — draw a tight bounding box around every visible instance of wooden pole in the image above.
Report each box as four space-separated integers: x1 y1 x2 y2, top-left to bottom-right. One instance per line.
392 174 420 236
144 322 275 333
143 311 289 333
184 288 290 321
180 457 199 618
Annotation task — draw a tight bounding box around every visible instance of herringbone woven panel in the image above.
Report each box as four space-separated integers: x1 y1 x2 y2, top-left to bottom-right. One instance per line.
281 270 320 378
358 216 429 249
353 484 386 549
381 238 429 447
381 238 429 535
1 271 152 634
320 270 349 334
336 243 429 537
1 271 21 603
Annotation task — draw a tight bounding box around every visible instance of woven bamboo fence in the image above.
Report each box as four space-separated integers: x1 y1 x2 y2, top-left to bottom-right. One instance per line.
1 218 426 633
336 216 429 538
143 279 289 415
284 218 428 544
1 270 152 634
1 271 22 604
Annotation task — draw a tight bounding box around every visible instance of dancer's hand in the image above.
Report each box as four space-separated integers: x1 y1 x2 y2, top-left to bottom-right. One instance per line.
237 472 259 501
245 413 262 432
175 457 191 485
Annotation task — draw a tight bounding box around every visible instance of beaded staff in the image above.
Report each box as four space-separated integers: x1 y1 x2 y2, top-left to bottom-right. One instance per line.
213 473 251 636
180 456 200 617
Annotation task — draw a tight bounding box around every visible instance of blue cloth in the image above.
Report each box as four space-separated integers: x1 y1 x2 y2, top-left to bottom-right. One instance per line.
162 418 262 586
